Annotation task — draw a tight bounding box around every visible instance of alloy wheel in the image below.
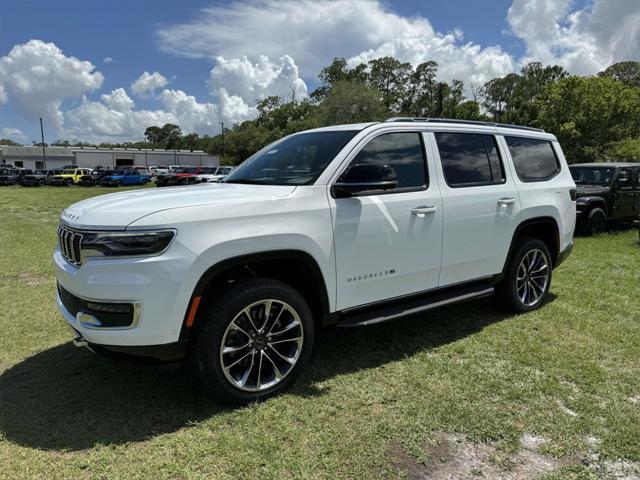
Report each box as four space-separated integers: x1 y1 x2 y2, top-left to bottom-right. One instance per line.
516 248 550 307
219 299 304 392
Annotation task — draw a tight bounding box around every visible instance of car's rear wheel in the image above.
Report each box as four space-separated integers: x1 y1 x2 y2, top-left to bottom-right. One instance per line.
584 207 606 236
495 237 552 313
191 278 314 404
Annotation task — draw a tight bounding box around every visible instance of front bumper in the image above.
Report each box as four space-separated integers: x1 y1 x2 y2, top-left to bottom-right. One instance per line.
54 239 197 347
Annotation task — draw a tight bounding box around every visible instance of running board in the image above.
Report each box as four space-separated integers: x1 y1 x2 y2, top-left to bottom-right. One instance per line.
336 285 495 328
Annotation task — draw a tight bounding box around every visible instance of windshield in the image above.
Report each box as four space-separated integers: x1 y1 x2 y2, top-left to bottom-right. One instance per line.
225 130 359 185
34 170 47 175
570 166 615 185
62 169 75 174
174 167 196 173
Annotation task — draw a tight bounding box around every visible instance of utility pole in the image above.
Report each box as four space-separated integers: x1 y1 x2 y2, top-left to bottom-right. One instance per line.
219 121 225 164
39 117 47 169
143 137 148 167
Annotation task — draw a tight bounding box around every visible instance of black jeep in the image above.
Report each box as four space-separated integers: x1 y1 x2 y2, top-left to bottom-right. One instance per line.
0 168 20 185
570 163 640 235
20 169 58 186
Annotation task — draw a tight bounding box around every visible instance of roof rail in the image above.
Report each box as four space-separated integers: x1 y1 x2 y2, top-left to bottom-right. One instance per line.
384 117 544 133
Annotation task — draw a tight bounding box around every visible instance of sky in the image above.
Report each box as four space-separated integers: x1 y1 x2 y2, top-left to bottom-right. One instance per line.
0 0 639 144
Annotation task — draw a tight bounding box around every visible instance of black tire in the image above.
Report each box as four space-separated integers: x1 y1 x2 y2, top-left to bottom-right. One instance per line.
66 178 73 186
191 278 314 404
115 180 122 187
39 179 45 186
584 207 606 236
495 237 552 313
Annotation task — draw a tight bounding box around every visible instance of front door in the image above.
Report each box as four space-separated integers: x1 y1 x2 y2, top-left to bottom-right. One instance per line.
331 131 443 311
615 168 636 220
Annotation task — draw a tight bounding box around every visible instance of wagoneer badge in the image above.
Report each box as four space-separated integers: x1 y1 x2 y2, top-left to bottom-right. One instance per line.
61 210 79 222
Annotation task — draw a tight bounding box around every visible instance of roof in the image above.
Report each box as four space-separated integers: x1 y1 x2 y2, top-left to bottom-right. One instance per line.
0 145 75 158
569 162 640 168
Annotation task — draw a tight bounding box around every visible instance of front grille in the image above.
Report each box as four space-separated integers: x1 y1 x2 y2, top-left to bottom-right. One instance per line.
58 284 136 328
57 225 83 266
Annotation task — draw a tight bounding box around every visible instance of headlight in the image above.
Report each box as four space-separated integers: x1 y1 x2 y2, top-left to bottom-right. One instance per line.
81 230 175 260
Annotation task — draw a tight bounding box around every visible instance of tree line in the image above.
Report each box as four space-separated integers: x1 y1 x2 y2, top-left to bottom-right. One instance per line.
4 59 639 165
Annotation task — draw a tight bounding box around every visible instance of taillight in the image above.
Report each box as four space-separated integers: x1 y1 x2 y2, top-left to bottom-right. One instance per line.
569 188 577 201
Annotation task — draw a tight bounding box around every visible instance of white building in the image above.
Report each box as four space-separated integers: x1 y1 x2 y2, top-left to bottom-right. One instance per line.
0 145 219 170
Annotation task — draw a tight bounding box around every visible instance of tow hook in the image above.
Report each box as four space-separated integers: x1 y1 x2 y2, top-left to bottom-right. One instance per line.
72 335 88 348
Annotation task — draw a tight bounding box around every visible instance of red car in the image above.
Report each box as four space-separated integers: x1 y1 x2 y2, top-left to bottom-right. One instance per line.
155 167 206 187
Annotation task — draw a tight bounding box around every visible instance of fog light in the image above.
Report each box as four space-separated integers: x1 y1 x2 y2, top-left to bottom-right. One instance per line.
86 302 131 313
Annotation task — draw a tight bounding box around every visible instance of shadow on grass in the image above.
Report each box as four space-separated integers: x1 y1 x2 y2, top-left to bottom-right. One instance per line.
0 296 550 451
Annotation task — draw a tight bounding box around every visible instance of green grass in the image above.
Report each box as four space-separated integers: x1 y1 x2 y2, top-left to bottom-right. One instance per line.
1 185 639 479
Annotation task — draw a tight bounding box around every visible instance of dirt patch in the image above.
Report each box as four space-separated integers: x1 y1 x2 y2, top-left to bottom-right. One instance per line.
0 272 51 285
388 433 572 480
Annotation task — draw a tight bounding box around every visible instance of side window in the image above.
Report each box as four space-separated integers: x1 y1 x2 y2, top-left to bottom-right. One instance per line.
435 132 505 187
505 136 560 182
344 132 427 189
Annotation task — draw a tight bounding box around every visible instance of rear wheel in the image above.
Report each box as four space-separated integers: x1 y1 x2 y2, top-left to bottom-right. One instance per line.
191 278 314 404
495 237 552 313
584 207 606 236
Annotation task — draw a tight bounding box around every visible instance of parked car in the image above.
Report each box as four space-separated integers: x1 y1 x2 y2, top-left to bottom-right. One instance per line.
20 169 59 186
78 169 118 186
100 169 151 187
569 162 640 235
0 167 20 185
211 166 236 182
54 118 575 403
194 166 221 183
50 168 92 186
155 166 202 187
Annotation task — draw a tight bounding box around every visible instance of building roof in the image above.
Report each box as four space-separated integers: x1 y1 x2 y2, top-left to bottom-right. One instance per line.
0 145 75 158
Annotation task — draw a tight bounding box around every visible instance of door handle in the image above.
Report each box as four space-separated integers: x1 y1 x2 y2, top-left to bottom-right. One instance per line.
497 197 515 206
411 205 437 215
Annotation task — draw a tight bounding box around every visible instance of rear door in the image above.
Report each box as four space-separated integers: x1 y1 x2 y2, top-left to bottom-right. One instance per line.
430 130 521 286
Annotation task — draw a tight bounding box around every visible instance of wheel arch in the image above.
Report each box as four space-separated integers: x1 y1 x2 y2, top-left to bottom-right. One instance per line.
179 249 331 341
501 217 561 276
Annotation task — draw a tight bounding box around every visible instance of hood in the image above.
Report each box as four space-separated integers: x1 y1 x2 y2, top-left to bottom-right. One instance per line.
575 184 610 198
60 183 297 230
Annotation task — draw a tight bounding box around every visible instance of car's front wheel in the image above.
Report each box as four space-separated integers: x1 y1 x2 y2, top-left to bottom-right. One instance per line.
66 179 74 186
496 237 552 313
584 207 606 236
191 278 314 404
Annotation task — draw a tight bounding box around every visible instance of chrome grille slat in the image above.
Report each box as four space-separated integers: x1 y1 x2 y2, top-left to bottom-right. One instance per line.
57 225 84 266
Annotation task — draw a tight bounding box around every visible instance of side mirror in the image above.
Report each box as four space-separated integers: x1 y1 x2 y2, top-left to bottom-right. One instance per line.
331 164 398 198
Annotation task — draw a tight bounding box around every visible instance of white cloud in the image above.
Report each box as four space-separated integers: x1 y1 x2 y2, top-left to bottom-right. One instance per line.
131 71 169 97
101 88 135 112
156 0 515 85
0 127 27 141
103 56 114 64
210 54 308 103
508 0 640 74
0 39 103 131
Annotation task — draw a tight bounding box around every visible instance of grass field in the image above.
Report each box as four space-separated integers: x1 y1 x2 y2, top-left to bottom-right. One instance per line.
1 185 639 479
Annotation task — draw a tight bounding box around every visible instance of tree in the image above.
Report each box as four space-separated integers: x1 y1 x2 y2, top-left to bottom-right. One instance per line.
368 57 412 112
598 61 640 88
536 76 640 162
160 124 182 149
144 126 162 146
317 80 386 125
0 138 21 146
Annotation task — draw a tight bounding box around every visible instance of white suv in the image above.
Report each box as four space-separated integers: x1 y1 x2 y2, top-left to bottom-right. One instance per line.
54 118 576 403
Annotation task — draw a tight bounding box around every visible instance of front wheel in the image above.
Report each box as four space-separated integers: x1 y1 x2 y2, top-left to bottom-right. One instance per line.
584 207 606 236
495 237 552 313
191 278 314 404
66 179 74 186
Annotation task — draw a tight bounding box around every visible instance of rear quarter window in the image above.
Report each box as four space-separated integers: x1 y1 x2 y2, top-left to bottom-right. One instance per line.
505 136 560 182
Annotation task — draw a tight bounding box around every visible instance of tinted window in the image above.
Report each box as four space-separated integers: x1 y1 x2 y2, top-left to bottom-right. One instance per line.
505 136 560 182
435 132 505 187
345 132 426 189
